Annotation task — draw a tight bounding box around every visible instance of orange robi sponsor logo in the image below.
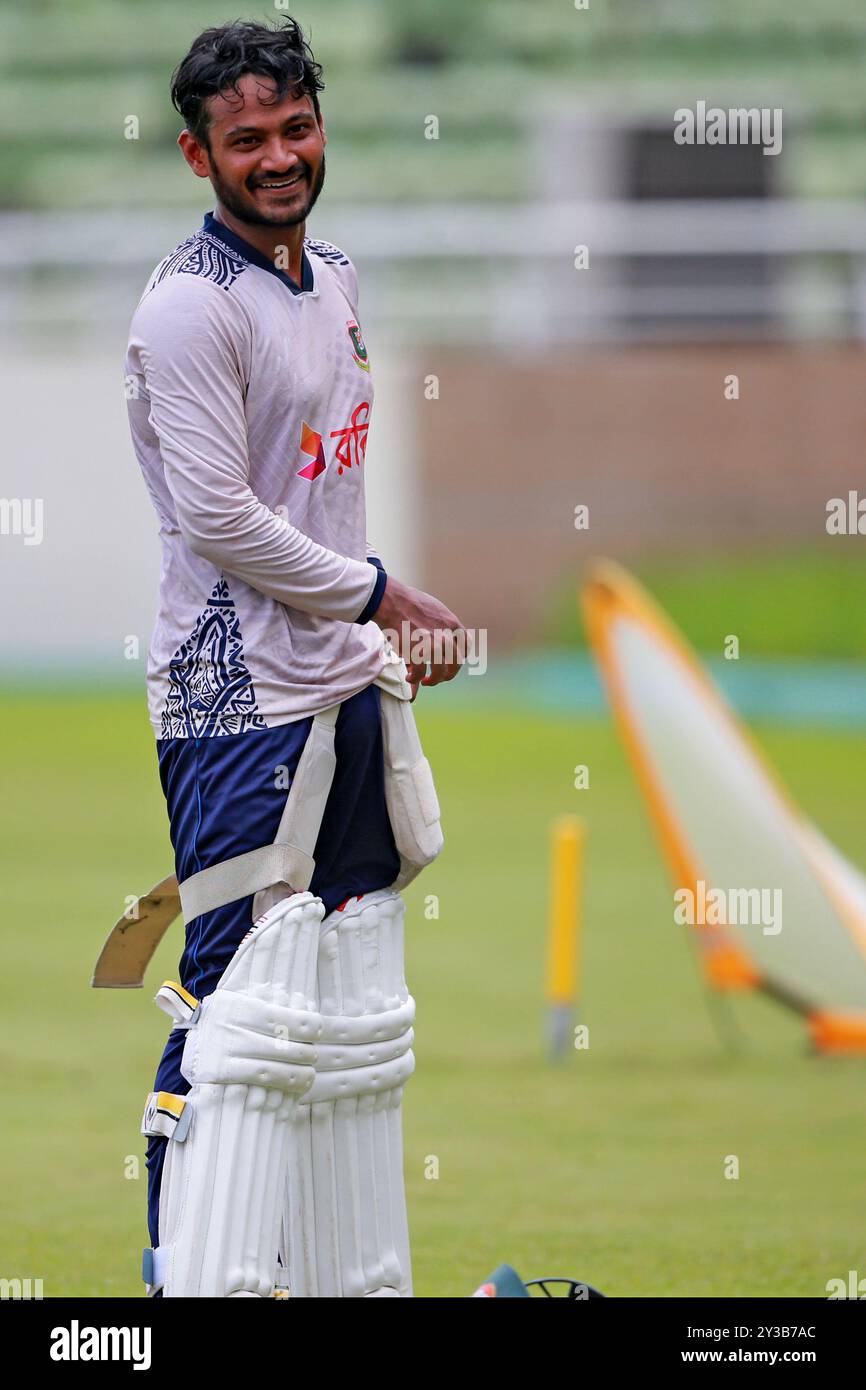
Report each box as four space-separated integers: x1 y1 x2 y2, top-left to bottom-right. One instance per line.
297 421 326 481
296 403 370 482
330 401 370 475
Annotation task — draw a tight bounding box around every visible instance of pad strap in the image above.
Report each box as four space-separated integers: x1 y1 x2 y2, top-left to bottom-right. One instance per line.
155 980 199 1024
177 702 340 923
142 1246 166 1297
179 843 315 923
141 1091 192 1142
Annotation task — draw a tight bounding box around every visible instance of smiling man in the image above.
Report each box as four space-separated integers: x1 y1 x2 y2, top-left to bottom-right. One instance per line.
125 17 464 1298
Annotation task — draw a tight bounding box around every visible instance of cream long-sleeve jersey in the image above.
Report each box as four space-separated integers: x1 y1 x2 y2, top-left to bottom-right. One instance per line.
126 211 389 738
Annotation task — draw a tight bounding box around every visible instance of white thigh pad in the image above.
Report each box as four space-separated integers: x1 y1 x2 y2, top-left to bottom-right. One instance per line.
378 681 444 892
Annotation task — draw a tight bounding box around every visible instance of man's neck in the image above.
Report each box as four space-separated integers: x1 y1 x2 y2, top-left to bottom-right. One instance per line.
213 202 306 285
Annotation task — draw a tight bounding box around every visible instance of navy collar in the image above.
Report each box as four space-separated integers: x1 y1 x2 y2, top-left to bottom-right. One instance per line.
202 211 315 295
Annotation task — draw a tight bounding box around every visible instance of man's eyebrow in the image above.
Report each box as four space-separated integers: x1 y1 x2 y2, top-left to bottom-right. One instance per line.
223 116 313 138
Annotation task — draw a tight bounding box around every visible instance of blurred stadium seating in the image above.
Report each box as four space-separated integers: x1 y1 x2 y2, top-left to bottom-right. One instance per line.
3 0 866 664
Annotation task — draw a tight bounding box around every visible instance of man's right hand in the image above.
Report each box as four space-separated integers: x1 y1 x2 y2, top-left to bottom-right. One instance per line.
372 575 466 700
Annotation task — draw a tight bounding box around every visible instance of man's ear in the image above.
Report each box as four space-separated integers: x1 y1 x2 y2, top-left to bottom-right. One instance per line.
178 129 211 179
318 109 327 148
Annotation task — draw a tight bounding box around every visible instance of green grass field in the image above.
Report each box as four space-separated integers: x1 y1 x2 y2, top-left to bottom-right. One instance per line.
2 691 865 1297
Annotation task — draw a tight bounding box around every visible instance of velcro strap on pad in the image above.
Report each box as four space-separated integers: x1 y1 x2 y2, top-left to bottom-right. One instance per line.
155 980 199 1025
141 1090 192 1141
142 1246 167 1295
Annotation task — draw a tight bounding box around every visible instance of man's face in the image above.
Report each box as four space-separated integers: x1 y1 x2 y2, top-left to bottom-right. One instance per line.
180 74 327 227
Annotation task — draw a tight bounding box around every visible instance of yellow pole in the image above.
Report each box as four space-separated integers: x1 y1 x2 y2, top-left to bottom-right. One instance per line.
546 815 585 1058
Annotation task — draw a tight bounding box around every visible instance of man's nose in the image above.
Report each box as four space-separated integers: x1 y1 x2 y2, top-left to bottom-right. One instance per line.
258 139 299 172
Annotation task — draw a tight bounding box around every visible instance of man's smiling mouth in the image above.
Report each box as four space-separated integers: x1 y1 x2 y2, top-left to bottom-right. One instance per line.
256 172 305 191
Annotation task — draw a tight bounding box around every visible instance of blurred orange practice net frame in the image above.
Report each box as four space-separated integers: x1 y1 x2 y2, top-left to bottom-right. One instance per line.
581 561 866 1055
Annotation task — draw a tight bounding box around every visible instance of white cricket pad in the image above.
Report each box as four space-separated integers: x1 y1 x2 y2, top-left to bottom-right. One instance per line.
149 891 324 1297
283 888 415 1296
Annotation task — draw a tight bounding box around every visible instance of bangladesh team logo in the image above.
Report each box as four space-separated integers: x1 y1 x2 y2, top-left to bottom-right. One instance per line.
347 318 370 372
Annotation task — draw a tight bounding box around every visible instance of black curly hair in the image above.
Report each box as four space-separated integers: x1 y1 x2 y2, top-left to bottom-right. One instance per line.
170 17 325 147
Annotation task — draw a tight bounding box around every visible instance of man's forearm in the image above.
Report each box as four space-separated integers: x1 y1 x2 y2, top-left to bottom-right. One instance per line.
179 492 383 624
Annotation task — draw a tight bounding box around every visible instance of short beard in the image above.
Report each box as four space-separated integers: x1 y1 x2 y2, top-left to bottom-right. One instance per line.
207 149 326 228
